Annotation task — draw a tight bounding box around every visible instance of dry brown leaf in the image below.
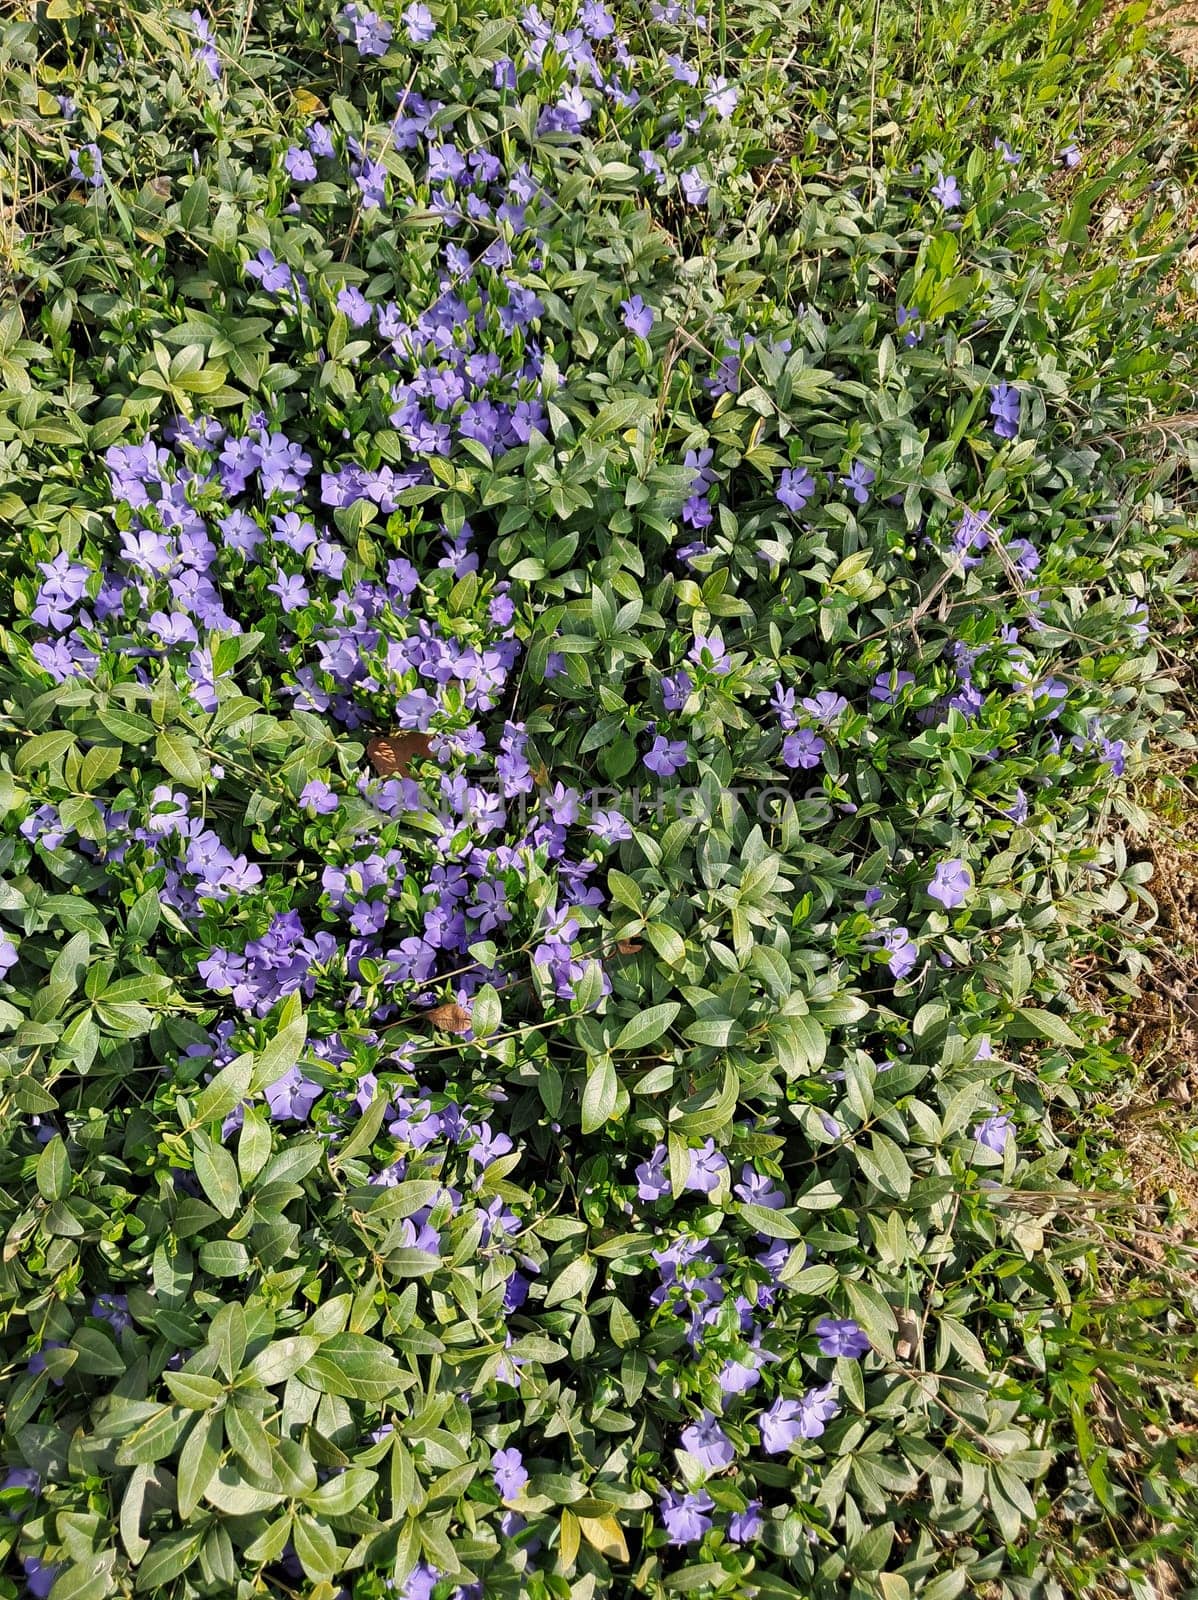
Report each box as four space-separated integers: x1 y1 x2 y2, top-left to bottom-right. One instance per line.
425 1002 472 1034
893 1306 921 1361
615 940 643 955
367 731 432 778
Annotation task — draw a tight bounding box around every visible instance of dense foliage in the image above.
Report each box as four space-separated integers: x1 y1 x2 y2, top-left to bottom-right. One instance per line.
0 0 1195 1596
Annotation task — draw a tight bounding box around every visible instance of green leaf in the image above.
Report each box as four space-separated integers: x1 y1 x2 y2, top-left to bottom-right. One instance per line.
471 982 502 1037
36 1134 70 1202
16 730 77 774
163 1371 227 1410
330 1083 388 1170
738 1202 802 1238
244 1336 322 1386
188 1052 253 1129
297 1334 408 1402
293 1515 338 1581
155 730 208 788
581 1056 618 1133
1009 1006 1083 1049
198 1240 251 1277
134 1528 205 1590
544 1254 596 1309
645 922 686 966
613 1003 679 1052
251 1010 308 1092
191 1130 241 1219
176 1411 223 1518
49 1554 117 1600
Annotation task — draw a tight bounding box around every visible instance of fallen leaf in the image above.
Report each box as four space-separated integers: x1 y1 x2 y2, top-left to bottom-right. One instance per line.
615 940 643 955
367 731 432 778
425 1003 472 1035
577 1514 629 1562
893 1306 921 1361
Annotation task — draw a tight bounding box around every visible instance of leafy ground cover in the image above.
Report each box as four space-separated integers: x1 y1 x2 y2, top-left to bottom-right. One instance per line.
0 0 1197 1596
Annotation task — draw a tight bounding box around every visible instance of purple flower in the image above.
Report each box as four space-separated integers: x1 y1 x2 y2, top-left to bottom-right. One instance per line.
759 1385 839 1451
896 304 923 347
70 143 105 189
878 927 919 980
989 383 1020 440
23 1559 58 1600
689 633 730 675
728 1501 763 1543
931 173 962 209
661 669 693 712
265 1065 322 1122
403 2 436 40
816 1318 870 1358
680 1410 735 1472
870 670 915 703
685 1139 729 1194
300 779 339 815
268 573 310 613
336 286 374 327
1100 738 1125 777
733 1165 786 1209
973 1113 1013 1155
92 1292 132 1334
802 691 849 724
782 729 825 770
645 735 687 777
927 858 972 909
492 1446 528 1500
589 809 633 844
340 2 392 54
0 935 17 977
285 146 317 183
681 168 709 205
777 466 815 512
621 295 654 337
659 1487 714 1545
635 1144 670 1201
840 460 875 505
1062 143 1082 168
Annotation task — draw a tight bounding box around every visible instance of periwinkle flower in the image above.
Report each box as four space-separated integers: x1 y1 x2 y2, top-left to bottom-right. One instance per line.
782 729 825 770
0 935 18 976
635 1144 670 1200
659 1487 714 1544
492 1446 528 1500
870 669 915 703
777 466 815 512
680 1410 735 1472
264 1065 322 1122
973 1113 1013 1155
403 2 436 40
340 2 392 55
758 1385 839 1451
620 294 654 337
931 172 962 208
728 1501 763 1542
878 927 918 979
70 143 105 189
927 859 972 908
989 382 1020 440
815 1317 870 1358
284 146 317 183
681 168 709 205
840 460 875 505
300 779 339 815
802 691 849 724
684 1139 729 1194
644 735 688 778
